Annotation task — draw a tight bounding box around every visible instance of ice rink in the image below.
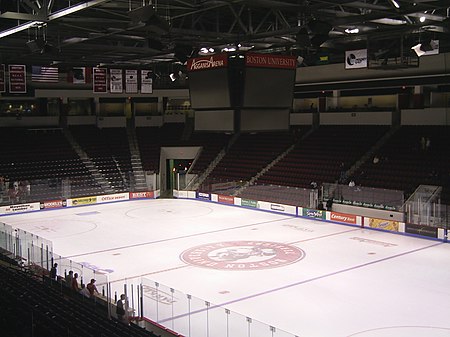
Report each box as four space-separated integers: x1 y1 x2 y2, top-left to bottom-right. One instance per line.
2 198 450 337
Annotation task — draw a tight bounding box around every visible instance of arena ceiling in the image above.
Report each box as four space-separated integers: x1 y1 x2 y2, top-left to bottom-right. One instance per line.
0 0 449 70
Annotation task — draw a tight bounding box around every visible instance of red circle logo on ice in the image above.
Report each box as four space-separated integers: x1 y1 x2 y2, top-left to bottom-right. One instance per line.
180 241 305 270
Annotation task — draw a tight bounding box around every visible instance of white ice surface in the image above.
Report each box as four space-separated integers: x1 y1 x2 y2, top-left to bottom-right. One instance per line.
2 198 450 337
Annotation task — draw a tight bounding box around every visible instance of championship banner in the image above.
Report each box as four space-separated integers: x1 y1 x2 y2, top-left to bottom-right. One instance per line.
345 49 368 69
187 53 228 71
0 64 5 92
245 53 297 69
93 68 107 93
8 65 27 93
110 69 123 93
71 67 86 84
141 70 153 94
125 69 138 93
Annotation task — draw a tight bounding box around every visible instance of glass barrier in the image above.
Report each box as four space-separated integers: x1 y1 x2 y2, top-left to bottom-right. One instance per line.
198 178 247 195
322 182 404 211
13 228 53 271
175 172 197 191
0 222 14 252
0 170 156 207
0 222 108 298
239 183 318 208
120 276 298 337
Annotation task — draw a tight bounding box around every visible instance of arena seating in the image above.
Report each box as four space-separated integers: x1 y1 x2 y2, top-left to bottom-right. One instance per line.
0 260 159 337
256 125 389 188
350 125 450 203
136 124 185 173
70 126 132 191
205 132 296 183
186 132 231 174
0 128 103 203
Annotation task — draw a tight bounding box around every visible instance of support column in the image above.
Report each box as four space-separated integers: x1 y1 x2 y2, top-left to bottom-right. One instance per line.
331 90 340 110
412 85 424 108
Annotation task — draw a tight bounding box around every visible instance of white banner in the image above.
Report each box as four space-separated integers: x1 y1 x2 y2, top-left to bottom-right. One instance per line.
126 69 138 93
141 70 153 93
257 201 297 216
0 202 40 215
345 49 367 69
110 69 123 93
97 192 129 204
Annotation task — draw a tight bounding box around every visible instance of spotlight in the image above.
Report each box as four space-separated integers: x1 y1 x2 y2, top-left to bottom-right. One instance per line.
419 16 426 23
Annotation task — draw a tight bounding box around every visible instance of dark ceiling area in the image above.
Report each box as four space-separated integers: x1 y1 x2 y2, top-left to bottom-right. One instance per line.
0 0 449 71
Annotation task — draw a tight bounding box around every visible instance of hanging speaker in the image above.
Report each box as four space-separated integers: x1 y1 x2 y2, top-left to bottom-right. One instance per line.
26 39 45 53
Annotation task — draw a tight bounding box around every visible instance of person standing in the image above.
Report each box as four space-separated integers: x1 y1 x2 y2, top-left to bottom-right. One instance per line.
116 294 127 324
50 263 58 280
71 273 79 291
65 270 73 288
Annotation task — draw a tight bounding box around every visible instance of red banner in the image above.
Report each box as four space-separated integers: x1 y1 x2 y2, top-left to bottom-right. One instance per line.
218 194 234 205
245 53 297 69
129 191 154 199
9 64 27 93
93 67 107 93
187 53 228 71
330 212 357 225
40 200 64 209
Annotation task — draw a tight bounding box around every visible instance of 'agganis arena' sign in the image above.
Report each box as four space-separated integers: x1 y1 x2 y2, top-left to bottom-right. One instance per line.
187 53 228 71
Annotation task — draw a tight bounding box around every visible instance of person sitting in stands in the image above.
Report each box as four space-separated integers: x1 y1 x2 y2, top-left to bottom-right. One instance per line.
86 279 99 298
79 284 91 298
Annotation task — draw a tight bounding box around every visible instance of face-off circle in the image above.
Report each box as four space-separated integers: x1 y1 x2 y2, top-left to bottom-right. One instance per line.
180 241 305 270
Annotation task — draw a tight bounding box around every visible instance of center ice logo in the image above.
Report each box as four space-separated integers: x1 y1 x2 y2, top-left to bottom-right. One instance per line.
180 241 305 270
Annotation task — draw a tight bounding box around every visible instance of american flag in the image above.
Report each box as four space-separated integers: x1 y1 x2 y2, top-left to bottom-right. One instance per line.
31 66 59 82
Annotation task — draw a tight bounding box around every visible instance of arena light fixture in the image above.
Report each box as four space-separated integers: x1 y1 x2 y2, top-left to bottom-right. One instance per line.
345 28 359 34
0 0 110 39
0 21 44 38
389 0 400 9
